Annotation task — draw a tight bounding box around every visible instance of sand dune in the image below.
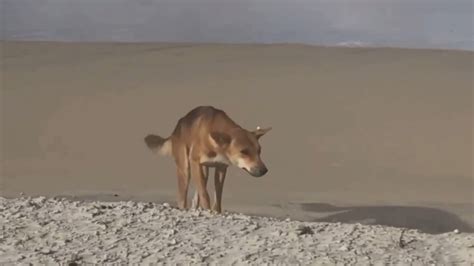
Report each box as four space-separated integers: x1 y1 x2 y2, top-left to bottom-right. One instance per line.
1 41 473 234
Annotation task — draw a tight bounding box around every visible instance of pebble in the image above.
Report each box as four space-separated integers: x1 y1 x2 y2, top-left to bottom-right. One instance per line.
32 197 47 204
288 232 299 239
271 230 282 237
339 246 348 251
40 248 52 254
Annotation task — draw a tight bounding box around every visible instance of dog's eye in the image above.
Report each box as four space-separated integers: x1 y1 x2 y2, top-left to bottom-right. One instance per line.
240 149 250 155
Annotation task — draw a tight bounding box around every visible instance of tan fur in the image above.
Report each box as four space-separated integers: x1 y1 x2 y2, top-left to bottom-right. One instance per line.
145 106 271 212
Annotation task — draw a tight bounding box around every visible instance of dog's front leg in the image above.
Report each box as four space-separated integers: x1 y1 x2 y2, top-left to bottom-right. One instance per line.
213 166 227 213
190 160 211 210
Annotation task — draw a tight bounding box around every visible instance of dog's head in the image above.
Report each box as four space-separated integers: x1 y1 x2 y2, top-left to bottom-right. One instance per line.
209 126 271 177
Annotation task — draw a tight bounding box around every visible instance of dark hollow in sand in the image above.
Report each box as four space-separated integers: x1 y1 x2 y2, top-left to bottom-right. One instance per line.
300 202 473 234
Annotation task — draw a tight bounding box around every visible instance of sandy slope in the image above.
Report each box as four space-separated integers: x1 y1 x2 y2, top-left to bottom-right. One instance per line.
1 197 473 265
1 41 473 234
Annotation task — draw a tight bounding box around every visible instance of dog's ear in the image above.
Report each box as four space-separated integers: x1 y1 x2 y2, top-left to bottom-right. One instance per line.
209 131 231 147
252 126 272 140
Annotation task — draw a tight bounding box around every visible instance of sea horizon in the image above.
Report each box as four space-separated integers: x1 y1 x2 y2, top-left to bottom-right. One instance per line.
3 0 473 51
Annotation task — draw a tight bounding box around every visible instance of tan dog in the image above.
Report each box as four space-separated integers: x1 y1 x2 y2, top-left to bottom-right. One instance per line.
144 106 271 213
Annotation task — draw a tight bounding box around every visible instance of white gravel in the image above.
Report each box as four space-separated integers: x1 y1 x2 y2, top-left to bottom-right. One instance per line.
1 197 473 265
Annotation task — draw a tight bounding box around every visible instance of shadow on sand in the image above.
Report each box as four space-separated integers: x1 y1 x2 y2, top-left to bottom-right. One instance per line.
299 203 473 234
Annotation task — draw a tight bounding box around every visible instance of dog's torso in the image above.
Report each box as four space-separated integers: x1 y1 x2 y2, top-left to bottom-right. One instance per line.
170 106 238 165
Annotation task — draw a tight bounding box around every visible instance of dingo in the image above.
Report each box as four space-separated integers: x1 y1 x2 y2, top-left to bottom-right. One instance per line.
144 106 271 213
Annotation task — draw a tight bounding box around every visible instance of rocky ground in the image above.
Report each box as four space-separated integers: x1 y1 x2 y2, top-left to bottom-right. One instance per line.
1 197 473 265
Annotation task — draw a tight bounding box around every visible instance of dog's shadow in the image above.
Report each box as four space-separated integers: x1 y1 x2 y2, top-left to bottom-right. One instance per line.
298 202 473 234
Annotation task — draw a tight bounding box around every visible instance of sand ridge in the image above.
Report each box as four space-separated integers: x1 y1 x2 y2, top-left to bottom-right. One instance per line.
1 196 473 264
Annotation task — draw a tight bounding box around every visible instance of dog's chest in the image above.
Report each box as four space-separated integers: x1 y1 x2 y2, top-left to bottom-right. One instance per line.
201 152 230 166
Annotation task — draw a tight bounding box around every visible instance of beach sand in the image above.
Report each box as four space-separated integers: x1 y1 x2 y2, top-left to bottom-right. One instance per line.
1 41 473 237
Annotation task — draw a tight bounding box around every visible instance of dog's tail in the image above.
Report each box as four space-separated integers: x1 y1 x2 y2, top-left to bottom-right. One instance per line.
144 134 172 156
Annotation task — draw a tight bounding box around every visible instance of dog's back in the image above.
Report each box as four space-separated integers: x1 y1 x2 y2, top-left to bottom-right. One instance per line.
171 106 232 142
144 106 236 156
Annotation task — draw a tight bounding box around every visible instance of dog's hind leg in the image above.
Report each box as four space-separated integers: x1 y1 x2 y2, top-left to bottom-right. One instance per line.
191 190 199 210
191 166 210 209
190 160 211 210
175 145 191 209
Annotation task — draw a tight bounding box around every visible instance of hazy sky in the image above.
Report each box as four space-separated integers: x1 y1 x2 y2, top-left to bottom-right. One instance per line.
2 0 473 50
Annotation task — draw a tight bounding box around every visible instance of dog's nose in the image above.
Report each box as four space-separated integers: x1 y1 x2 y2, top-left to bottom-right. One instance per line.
251 166 268 177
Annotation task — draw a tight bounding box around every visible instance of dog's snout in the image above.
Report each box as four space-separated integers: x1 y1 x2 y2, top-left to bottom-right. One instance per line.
250 165 268 177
